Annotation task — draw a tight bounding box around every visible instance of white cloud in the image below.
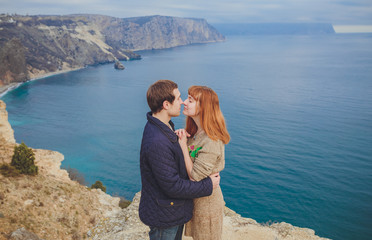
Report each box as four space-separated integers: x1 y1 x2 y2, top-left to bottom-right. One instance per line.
0 0 372 24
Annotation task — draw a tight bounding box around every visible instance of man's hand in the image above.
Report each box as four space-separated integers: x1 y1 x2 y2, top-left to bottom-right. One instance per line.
209 172 220 189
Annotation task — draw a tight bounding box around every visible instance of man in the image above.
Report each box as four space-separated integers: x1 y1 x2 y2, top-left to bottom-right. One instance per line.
139 80 220 240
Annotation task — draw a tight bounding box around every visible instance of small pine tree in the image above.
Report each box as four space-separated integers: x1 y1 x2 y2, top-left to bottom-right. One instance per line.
91 180 106 192
11 142 38 175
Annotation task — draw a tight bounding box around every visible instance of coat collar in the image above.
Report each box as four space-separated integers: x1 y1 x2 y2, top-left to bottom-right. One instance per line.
147 112 178 143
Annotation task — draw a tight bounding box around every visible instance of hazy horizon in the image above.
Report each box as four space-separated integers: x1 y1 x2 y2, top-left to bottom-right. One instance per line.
2 12 372 33
1 0 371 25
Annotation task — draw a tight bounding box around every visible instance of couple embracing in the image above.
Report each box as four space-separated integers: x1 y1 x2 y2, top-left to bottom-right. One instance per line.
139 80 230 240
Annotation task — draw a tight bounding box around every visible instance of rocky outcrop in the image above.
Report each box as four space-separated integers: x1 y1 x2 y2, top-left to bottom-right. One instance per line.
0 100 16 165
0 101 15 144
89 192 330 240
0 14 224 89
114 60 125 70
9 228 43 240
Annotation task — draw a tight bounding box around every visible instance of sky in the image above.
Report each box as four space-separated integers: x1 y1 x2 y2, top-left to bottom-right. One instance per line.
1 0 372 26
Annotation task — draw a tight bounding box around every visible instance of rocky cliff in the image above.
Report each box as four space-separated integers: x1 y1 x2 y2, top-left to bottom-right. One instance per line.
0 14 224 88
0 100 122 240
0 100 330 239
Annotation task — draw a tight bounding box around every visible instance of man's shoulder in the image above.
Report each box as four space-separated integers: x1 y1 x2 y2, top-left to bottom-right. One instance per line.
143 124 167 142
142 127 172 150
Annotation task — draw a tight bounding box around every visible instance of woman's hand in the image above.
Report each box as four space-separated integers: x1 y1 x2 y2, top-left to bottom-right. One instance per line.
175 129 190 149
176 129 194 180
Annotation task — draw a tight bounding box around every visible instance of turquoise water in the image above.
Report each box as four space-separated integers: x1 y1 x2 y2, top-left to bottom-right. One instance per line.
2 35 372 239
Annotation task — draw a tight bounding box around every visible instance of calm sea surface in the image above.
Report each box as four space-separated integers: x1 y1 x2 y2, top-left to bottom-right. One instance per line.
2 34 372 239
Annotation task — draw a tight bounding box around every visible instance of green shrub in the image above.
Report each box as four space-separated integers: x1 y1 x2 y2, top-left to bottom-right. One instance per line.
119 197 131 209
91 180 106 192
11 142 38 175
0 163 20 177
64 166 86 185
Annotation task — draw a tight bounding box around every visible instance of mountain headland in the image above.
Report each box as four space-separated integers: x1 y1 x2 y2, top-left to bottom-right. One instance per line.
0 100 330 239
0 14 225 94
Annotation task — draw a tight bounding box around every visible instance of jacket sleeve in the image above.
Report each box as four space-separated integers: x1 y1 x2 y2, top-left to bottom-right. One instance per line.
147 142 213 199
191 140 223 181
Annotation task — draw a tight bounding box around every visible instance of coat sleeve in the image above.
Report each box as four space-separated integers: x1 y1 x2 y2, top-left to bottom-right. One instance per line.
147 142 213 199
191 140 223 181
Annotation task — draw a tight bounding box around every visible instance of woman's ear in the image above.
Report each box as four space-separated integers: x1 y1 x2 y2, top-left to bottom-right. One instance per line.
196 101 200 115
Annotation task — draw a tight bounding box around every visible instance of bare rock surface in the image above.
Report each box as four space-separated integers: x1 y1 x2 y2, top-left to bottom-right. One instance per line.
90 192 330 240
0 100 16 165
0 101 15 144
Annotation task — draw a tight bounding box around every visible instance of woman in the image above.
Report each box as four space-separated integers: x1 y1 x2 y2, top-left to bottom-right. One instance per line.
176 86 230 240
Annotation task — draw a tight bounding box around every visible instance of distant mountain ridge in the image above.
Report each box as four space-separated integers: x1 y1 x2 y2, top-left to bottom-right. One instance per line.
0 14 225 87
214 23 335 35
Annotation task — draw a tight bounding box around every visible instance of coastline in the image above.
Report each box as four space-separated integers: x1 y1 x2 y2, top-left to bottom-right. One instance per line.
0 83 22 98
0 67 83 98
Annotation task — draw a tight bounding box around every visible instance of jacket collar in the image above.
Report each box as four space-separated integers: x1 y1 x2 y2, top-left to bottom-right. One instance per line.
147 112 178 143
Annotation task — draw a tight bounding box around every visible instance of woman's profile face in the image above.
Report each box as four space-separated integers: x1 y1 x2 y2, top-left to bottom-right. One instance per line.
183 95 198 117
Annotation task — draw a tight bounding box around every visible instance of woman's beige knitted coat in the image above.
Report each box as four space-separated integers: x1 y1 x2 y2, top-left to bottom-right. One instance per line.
184 131 225 240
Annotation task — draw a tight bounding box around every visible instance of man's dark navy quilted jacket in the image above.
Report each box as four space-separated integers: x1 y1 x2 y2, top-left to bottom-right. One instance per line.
139 112 213 228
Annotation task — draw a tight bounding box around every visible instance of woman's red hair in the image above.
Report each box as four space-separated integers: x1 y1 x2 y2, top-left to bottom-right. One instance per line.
185 86 230 144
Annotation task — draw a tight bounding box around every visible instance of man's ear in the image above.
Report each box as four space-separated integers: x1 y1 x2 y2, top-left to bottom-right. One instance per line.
163 100 170 110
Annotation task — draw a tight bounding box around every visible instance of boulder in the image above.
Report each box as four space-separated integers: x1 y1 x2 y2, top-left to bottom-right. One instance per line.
9 228 44 240
114 61 125 70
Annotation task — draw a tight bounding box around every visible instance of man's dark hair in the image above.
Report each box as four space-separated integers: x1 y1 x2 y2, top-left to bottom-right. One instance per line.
147 80 178 113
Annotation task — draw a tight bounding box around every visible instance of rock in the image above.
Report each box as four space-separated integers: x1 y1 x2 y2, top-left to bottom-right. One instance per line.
0 101 16 144
0 100 16 165
24 199 34 206
114 61 125 70
9 228 43 240
32 149 70 182
89 192 149 240
90 192 330 240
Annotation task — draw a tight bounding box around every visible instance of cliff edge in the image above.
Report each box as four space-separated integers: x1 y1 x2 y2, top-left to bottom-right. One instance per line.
0 100 121 240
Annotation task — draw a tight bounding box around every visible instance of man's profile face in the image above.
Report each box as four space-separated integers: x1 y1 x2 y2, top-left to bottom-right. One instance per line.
168 88 183 117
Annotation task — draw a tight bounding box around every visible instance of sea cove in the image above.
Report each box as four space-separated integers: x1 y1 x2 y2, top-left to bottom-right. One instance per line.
2 34 372 239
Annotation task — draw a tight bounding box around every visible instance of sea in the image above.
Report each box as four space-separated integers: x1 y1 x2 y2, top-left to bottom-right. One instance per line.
1 34 372 240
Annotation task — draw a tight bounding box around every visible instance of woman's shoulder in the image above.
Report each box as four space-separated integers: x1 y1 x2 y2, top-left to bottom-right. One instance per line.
199 134 224 151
